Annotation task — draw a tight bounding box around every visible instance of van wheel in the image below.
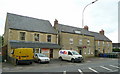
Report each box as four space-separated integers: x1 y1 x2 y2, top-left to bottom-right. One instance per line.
16 59 19 65
30 62 32 64
71 59 75 63
59 57 63 61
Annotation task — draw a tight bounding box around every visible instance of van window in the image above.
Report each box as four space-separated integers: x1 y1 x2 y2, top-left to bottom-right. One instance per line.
68 51 72 55
11 50 14 54
72 51 79 55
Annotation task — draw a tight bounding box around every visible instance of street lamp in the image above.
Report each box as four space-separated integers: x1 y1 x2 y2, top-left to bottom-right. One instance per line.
81 0 98 61
82 0 98 28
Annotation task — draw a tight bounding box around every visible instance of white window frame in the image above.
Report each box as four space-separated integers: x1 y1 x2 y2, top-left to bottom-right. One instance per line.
88 48 90 54
87 40 90 45
70 38 73 44
79 39 82 45
98 41 100 46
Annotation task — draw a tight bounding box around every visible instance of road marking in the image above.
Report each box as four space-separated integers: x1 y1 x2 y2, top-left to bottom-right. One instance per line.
109 65 120 69
87 61 91 62
100 66 112 71
78 69 83 74
88 67 99 73
63 71 66 74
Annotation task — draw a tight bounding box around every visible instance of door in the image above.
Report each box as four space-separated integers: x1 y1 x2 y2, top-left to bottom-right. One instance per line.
78 47 82 55
50 49 53 58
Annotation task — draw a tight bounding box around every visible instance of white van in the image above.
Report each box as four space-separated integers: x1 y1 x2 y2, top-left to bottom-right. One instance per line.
59 50 83 63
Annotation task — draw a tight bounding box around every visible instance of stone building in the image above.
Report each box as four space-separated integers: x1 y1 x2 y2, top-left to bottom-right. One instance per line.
54 19 112 57
3 13 61 61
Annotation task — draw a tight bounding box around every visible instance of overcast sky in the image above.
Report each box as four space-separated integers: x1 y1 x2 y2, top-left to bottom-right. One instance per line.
0 0 119 43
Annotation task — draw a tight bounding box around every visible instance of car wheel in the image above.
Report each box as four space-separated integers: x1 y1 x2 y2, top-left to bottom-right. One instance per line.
71 59 75 63
59 57 63 61
38 59 41 63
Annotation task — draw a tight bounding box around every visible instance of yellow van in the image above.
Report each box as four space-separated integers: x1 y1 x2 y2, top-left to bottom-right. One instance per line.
11 48 34 65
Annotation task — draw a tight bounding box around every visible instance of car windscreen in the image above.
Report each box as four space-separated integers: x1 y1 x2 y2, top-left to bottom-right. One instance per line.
38 54 46 57
72 51 79 55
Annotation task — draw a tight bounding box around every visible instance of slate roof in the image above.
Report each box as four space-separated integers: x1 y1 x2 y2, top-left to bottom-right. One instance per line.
7 13 57 34
90 31 112 42
58 24 94 37
57 24 112 42
10 40 61 49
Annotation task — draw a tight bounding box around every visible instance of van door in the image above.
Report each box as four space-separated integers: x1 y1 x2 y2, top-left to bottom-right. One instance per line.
67 51 73 60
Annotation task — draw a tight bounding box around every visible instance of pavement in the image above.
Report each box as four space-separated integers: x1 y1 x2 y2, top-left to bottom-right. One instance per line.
1 57 119 73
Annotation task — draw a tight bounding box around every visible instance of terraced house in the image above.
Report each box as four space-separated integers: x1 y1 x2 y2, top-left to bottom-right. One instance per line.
54 19 112 57
90 30 112 55
3 13 61 61
54 19 95 57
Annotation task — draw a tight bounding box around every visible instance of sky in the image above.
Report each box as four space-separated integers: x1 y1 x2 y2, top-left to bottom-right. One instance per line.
0 0 119 43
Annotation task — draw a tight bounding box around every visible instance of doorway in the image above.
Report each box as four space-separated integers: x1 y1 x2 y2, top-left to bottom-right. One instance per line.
78 47 82 55
50 49 53 58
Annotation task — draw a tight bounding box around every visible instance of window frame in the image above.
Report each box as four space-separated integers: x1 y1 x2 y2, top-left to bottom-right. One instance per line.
20 32 25 40
69 38 73 44
34 33 39 41
47 35 51 42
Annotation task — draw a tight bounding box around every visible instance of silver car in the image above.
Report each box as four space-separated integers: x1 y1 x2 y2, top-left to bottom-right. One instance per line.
34 53 50 63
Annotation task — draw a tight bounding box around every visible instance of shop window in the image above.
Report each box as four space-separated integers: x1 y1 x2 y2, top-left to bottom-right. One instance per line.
20 32 25 40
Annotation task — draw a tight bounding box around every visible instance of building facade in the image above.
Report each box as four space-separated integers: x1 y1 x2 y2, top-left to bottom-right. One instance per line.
54 19 112 57
3 13 61 61
54 20 95 57
3 13 113 61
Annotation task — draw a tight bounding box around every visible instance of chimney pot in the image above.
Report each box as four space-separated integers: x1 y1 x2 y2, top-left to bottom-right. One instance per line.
84 25 89 30
99 29 104 35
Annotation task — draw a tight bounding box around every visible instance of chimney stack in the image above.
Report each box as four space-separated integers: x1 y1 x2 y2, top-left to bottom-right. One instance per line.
99 29 104 35
54 19 58 29
84 25 89 31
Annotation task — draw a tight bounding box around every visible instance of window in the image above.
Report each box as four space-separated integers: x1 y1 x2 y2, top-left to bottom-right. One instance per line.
79 39 82 45
87 40 90 45
103 41 104 45
20 32 25 40
98 41 100 46
88 48 90 54
34 34 39 41
70 38 73 44
47 35 51 42
108 42 110 46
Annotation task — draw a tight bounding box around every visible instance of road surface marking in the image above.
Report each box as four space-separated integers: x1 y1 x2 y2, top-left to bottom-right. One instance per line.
109 65 119 69
87 61 91 62
100 66 112 71
78 69 83 74
88 67 99 73
63 71 66 74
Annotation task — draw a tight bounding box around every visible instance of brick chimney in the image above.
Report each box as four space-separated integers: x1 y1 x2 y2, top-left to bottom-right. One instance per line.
54 19 58 30
99 29 104 35
84 25 89 31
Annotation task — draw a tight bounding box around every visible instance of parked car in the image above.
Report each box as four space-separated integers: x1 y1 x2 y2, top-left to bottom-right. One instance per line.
59 50 83 63
34 53 50 63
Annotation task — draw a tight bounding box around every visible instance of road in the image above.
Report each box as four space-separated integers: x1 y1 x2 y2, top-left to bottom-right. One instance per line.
2 57 120 74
